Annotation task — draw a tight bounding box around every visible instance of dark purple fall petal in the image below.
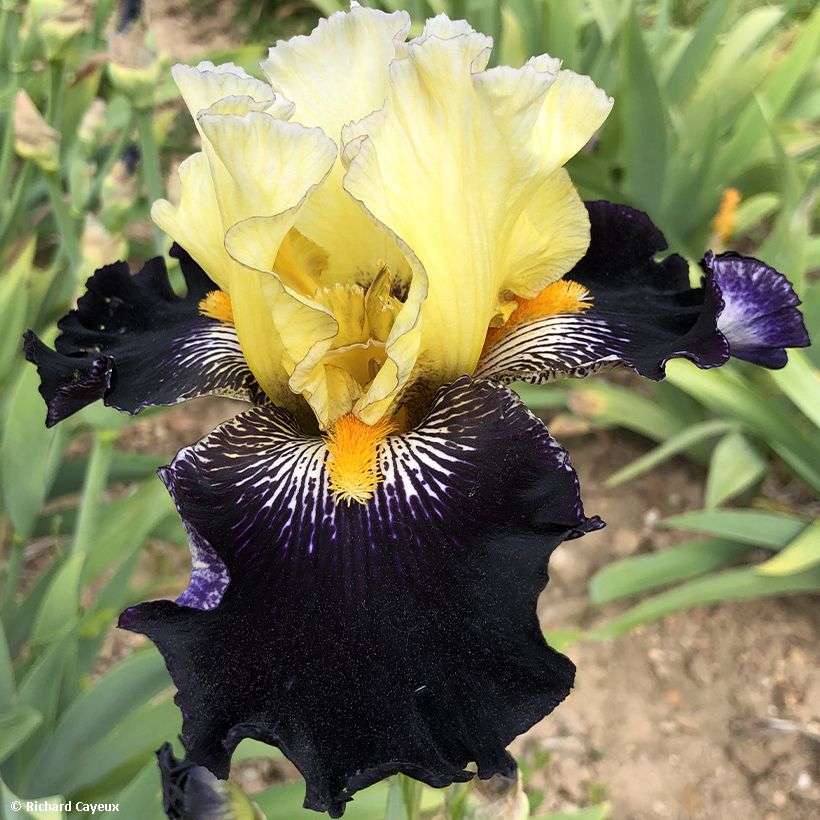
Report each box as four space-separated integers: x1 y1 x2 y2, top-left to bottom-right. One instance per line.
704 251 810 368
120 375 601 818
477 201 808 383
24 245 262 427
157 742 257 819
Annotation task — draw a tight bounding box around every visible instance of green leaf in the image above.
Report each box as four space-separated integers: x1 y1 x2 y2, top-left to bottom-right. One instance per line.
587 0 628 43
6 561 61 654
1 361 69 538
756 520 820 577
605 419 736 487
386 773 422 820
254 778 443 820
513 383 568 411
59 697 180 794
733 192 779 234
30 552 85 645
84 478 175 582
0 778 66 820
704 432 767 507
0 237 34 383
76 545 144 679
589 538 752 605
664 362 820 492
768 349 820 429
757 7 820 118
0 706 42 763
0 621 15 712
713 9 820 183
589 565 820 639
94 761 162 820
696 7 785 98
619 8 668 216
232 738 283 762
659 509 807 549
22 649 171 795
565 382 687 442
49 452 165 500
665 0 732 104
16 638 74 757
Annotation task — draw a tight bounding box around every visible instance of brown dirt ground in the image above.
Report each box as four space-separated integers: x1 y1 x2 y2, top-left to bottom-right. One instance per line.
115 396 819 820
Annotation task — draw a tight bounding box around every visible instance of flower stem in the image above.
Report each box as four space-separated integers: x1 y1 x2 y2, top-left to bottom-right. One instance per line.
0 77 17 210
70 431 116 556
0 535 24 622
0 162 31 251
135 106 165 256
92 109 135 202
45 172 82 281
385 774 422 820
46 59 65 132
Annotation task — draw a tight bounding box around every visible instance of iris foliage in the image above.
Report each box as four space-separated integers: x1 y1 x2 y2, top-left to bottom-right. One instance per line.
0 1 816 818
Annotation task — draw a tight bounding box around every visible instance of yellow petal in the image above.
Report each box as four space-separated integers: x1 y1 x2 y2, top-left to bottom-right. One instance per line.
198 112 336 247
531 66 613 169
261 5 409 139
151 152 231 290
343 30 611 387
499 167 591 299
172 61 292 122
274 229 328 296
262 4 412 287
196 110 339 415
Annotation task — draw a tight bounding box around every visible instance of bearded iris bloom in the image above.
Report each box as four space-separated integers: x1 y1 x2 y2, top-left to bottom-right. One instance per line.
25 5 809 817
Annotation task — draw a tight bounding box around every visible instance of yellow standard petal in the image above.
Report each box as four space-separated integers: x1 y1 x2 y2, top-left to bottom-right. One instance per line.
343 24 612 393
151 153 231 290
262 3 412 286
199 111 338 411
172 61 293 123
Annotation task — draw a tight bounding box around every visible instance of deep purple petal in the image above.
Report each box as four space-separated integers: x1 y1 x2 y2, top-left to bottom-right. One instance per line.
703 251 810 367
120 376 601 817
477 201 731 383
24 246 263 427
156 742 249 820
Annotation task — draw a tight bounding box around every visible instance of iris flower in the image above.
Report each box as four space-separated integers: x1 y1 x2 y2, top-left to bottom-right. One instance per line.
25 6 809 817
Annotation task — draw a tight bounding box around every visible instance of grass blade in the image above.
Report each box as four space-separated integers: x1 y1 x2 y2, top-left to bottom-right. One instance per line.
704 432 767 508
659 509 807 548
756 520 820 577
619 7 668 216
665 0 732 104
589 564 820 639
605 419 736 487
589 537 751 605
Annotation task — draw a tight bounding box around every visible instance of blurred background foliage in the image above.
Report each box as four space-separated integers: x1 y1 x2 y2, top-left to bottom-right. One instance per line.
0 0 816 817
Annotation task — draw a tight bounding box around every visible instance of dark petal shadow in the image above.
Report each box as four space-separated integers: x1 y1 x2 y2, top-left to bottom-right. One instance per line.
120 376 601 817
24 245 264 427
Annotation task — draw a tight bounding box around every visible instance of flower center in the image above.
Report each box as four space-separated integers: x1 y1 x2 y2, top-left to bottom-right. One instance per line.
312 264 404 390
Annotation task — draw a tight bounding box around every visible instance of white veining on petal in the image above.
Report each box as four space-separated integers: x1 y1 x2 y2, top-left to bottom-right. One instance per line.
475 315 630 383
